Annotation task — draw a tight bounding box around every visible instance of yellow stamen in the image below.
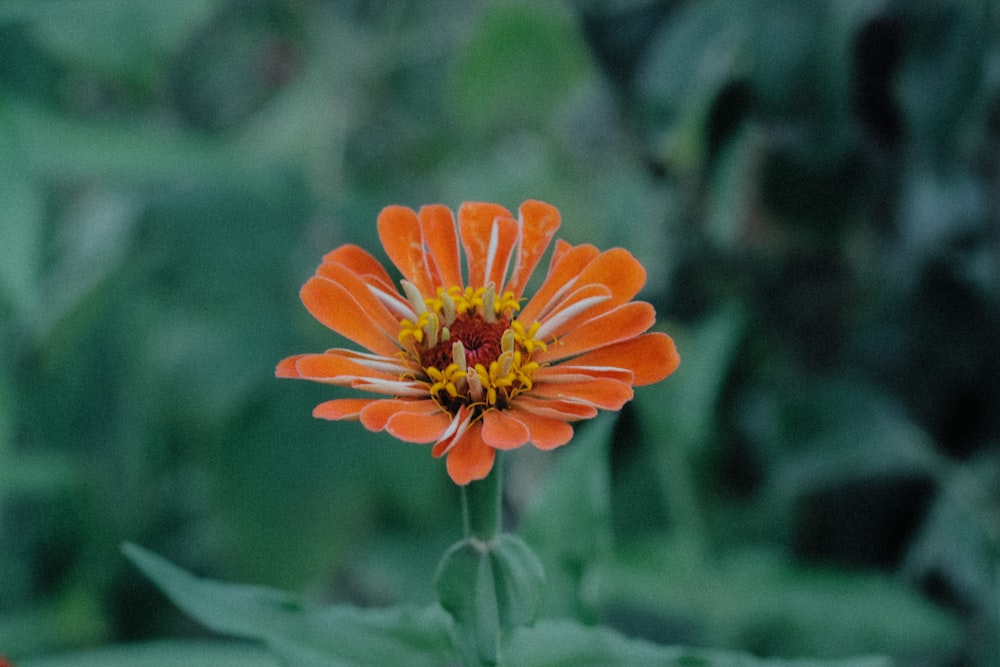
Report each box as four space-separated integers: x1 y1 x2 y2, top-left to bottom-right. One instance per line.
398 311 431 344
494 290 520 315
453 286 485 315
427 363 464 400
511 320 547 354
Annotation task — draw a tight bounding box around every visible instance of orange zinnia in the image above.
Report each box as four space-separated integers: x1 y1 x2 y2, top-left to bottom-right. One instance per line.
277 200 679 484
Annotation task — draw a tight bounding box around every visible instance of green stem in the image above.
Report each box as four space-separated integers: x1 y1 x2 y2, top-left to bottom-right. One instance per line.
462 455 502 542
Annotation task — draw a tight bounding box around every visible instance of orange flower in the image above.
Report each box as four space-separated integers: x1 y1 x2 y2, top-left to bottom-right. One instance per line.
277 200 679 485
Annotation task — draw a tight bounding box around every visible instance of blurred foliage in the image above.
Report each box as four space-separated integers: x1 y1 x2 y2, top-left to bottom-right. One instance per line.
1 0 998 664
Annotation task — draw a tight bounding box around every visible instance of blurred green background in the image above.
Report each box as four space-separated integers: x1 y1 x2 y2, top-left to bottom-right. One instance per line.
1 0 998 664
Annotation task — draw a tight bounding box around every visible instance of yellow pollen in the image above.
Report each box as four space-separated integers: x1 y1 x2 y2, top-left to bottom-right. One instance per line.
425 285 521 320
427 363 465 400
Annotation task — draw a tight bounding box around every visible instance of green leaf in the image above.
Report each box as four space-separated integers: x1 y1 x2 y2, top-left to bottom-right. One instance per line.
506 618 891 667
635 306 745 456
0 452 79 495
7 98 268 185
0 588 107 658
904 450 1000 615
520 415 615 618
764 380 945 505
635 0 753 171
449 4 590 134
0 103 44 315
123 544 457 667
19 641 279 667
631 307 745 549
509 619 676 666
704 125 763 252
8 0 221 85
593 542 961 661
637 0 860 172
897 2 993 158
435 534 545 665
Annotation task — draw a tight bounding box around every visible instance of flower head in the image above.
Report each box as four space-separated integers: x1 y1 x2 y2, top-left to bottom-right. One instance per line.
277 200 679 484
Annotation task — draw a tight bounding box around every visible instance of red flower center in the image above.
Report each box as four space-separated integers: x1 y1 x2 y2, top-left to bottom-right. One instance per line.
422 313 510 371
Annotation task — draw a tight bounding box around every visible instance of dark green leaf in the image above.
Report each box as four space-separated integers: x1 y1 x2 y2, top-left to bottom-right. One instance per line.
123 544 457 667
507 617 892 667
631 307 745 547
15 0 221 84
897 2 993 157
594 542 961 661
0 102 44 315
520 415 615 618
635 306 745 456
19 641 279 667
8 99 268 185
449 5 590 134
904 450 1000 617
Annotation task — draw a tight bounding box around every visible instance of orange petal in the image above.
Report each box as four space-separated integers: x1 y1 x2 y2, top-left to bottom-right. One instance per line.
322 244 396 293
323 348 412 375
276 354 306 378
514 395 598 421
431 406 475 457
534 283 612 340
534 365 634 384
519 243 600 324
293 352 397 383
300 276 401 357
508 409 574 450
360 399 441 431
445 424 496 485
350 377 428 397
570 248 647 318
458 202 517 288
547 238 574 268
529 376 634 410
315 261 406 335
481 409 531 450
386 410 453 443
313 398 378 420
419 205 463 289
377 205 436 295
537 302 656 363
562 332 680 386
505 200 560 298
